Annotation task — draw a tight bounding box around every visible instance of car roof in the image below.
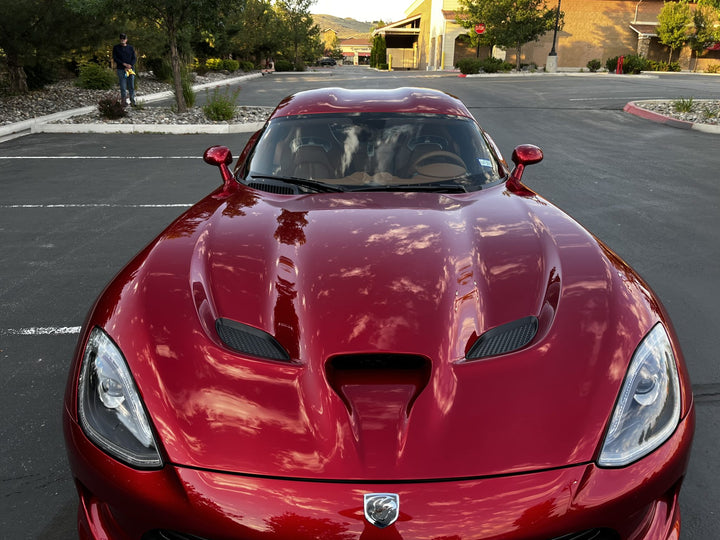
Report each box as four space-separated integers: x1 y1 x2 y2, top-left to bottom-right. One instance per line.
268 87 475 120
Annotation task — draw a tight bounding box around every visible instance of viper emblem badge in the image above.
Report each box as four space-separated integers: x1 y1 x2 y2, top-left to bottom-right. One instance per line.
363 493 400 528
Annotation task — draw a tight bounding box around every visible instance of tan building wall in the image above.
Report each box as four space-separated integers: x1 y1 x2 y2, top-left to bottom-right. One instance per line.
399 0 719 72
516 0 656 68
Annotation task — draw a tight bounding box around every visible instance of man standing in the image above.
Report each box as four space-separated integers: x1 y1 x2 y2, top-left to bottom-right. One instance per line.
112 33 137 106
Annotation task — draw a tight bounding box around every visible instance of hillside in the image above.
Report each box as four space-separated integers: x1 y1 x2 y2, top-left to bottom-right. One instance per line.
312 14 376 38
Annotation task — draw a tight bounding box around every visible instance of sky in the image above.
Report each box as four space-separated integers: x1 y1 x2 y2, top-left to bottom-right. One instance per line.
310 0 409 24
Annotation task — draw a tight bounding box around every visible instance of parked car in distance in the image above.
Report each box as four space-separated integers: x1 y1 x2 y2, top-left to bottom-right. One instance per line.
319 56 337 66
63 87 694 540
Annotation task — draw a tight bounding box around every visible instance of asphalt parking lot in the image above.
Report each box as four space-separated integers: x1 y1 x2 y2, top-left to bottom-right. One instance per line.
1 67 718 538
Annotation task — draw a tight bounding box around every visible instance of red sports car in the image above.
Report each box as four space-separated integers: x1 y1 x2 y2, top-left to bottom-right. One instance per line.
63 87 694 540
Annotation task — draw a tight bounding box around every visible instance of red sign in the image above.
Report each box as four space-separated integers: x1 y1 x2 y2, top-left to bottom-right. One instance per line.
475 23 486 35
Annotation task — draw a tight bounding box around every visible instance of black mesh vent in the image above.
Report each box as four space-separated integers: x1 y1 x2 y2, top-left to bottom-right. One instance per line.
466 316 538 359
551 529 620 540
216 318 290 361
248 181 297 194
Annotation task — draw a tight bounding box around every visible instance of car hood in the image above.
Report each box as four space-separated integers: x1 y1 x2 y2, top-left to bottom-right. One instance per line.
95 183 662 480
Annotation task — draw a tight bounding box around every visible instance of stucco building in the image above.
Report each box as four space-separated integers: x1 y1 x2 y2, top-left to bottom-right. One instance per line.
373 0 719 71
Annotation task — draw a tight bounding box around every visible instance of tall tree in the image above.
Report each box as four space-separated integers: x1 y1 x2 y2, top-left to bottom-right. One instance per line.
458 0 560 69
657 1 693 63
68 0 245 111
689 5 720 71
0 0 106 93
275 0 320 68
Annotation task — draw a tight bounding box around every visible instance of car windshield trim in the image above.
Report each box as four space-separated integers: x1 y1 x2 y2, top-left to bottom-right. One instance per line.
248 173 347 193
244 112 505 193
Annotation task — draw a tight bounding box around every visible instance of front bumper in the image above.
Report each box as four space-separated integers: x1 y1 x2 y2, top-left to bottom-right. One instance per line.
64 406 694 540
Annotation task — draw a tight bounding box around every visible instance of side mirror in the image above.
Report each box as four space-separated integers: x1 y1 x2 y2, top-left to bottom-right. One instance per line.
204 145 235 189
509 144 543 184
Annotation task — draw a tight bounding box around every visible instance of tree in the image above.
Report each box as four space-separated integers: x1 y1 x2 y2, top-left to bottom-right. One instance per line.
275 0 320 68
227 0 284 65
698 0 720 10
370 34 387 68
458 0 560 69
689 5 720 71
457 0 500 57
98 0 245 113
0 0 107 93
657 1 693 63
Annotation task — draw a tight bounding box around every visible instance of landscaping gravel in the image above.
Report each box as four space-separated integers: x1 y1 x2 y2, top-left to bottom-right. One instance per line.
0 73 273 126
633 99 720 126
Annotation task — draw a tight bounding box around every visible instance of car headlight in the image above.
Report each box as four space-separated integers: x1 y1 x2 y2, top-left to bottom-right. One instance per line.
598 324 681 467
78 327 162 468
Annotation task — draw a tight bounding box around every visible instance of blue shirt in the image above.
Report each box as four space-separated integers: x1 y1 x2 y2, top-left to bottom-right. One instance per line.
112 43 136 70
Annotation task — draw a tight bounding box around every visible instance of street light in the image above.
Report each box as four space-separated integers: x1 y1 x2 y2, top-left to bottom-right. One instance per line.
549 0 562 56
546 0 562 72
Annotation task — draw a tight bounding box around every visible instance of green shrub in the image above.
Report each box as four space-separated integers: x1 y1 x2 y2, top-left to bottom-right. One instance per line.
606 56 620 73
77 63 116 90
274 59 294 72
705 64 720 74
203 86 241 121
205 58 223 71
622 54 649 74
586 59 602 72
672 97 694 113
145 58 173 82
221 59 239 71
25 63 58 90
646 60 681 72
457 58 482 74
181 75 196 108
604 55 649 74
479 57 513 73
239 61 255 72
97 94 127 119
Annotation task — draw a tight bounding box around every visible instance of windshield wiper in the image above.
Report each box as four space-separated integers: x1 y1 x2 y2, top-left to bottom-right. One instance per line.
248 174 346 193
349 183 469 193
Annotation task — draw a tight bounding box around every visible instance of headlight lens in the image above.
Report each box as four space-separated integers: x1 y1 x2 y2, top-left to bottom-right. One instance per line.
598 324 681 467
78 327 162 468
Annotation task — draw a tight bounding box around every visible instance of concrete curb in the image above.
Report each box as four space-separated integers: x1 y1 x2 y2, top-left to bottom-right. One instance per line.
0 72 265 140
623 101 720 134
35 122 266 135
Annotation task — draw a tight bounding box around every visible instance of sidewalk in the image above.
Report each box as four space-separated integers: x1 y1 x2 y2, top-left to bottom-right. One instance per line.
0 72 266 141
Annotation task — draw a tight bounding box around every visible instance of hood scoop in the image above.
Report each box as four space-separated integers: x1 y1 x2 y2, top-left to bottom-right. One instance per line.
466 316 538 360
216 318 291 362
326 354 431 468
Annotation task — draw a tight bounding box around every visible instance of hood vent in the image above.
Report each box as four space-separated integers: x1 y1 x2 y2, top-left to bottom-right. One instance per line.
248 180 298 195
466 316 538 360
326 354 432 414
216 318 291 361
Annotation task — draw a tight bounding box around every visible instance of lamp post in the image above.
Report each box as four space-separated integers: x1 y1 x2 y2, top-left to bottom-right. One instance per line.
546 0 562 72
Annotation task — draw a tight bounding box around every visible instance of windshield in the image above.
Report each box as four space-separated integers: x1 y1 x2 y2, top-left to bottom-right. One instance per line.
244 113 504 193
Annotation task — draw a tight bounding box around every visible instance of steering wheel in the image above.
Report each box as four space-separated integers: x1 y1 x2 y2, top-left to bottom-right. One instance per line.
411 151 467 177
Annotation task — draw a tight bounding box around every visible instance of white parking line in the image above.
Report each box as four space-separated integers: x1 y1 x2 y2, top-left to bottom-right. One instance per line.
1 326 81 335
